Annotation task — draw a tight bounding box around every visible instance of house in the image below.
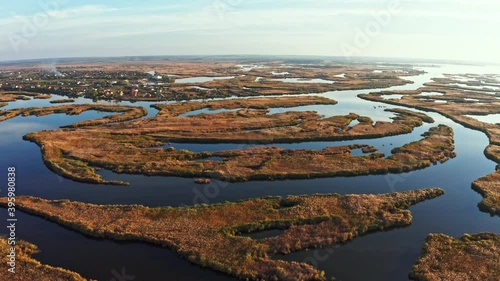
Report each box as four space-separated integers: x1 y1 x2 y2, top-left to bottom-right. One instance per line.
129 88 139 97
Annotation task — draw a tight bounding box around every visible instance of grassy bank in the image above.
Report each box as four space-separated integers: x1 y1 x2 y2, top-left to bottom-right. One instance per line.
409 233 500 281
24 124 455 185
0 104 147 126
0 237 92 281
50 98 76 104
360 84 500 215
1 188 444 281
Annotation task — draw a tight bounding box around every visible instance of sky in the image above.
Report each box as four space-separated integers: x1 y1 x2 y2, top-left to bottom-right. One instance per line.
1 0 499 63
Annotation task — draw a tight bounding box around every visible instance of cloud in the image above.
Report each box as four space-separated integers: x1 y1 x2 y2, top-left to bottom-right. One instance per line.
1 2 498 41
0 5 115 25
0 1 499 62
51 5 118 19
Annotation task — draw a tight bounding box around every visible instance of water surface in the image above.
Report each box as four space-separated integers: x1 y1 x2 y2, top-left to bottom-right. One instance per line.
0 64 499 281
174 76 235 84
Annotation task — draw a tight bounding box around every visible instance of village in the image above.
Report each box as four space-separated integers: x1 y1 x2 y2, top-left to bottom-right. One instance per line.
0 69 174 100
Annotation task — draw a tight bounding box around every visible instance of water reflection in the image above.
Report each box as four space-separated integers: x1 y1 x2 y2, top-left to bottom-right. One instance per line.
466 114 500 124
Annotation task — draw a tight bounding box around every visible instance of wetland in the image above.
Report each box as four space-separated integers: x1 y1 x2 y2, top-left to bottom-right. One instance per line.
0 60 499 281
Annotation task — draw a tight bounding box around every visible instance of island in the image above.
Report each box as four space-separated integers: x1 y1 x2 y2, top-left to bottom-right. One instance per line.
1 188 444 281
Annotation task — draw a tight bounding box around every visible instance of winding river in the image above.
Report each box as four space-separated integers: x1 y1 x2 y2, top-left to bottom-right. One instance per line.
0 64 499 281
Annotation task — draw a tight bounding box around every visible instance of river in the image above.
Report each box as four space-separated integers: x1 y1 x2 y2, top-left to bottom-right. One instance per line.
0 63 499 281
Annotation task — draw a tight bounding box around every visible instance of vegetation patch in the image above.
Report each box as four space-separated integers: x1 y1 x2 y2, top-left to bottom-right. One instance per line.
0 90 51 103
409 233 500 281
0 104 147 126
471 145 500 215
0 61 422 101
24 124 455 185
136 97 432 144
361 145 378 153
1 188 444 281
0 237 91 281
50 98 76 104
361 83 500 215
3 96 444 186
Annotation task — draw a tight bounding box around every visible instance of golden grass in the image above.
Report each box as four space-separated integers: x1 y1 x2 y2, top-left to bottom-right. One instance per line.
136 97 431 144
360 84 500 215
0 237 91 281
0 188 444 281
50 99 76 104
471 144 500 215
91 100 428 145
153 96 337 117
163 69 416 99
24 122 454 185
409 233 500 281
1 95 450 188
0 90 51 103
0 104 147 127
0 61 422 101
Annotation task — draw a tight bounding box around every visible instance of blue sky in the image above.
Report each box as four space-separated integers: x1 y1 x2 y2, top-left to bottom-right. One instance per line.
1 0 499 63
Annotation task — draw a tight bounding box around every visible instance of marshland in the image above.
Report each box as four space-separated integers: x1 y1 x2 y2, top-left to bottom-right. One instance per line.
0 61 499 281
0 237 90 281
409 233 499 281
0 189 445 281
360 76 500 216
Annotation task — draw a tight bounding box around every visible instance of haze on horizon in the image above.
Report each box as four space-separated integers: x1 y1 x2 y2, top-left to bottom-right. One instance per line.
1 0 499 64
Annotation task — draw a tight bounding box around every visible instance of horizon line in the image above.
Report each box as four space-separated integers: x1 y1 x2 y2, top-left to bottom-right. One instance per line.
0 54 497 67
